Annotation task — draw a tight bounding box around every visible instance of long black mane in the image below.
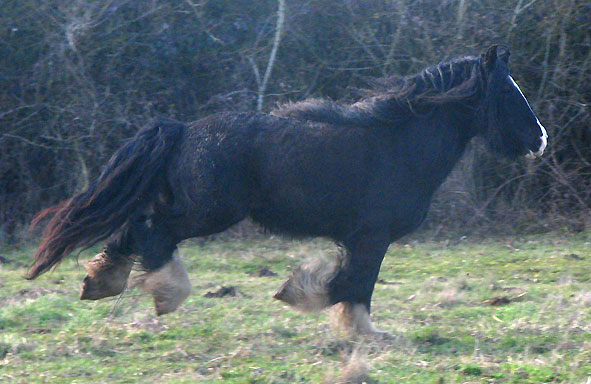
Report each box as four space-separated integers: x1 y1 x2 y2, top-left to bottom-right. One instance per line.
272 55 485 126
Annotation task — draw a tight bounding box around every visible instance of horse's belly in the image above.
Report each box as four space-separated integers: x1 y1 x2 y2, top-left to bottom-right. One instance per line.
248 187 355 238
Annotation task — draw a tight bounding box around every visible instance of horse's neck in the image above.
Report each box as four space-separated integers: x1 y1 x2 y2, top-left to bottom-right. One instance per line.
389 107 475 191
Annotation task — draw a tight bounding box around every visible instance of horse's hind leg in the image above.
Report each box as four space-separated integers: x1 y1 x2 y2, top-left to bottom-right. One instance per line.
129 215 191 316
80 227 135 300
134 250 191 316
80 213 191 316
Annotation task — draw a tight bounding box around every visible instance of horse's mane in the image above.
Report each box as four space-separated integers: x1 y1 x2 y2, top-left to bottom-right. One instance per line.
272 55 485 126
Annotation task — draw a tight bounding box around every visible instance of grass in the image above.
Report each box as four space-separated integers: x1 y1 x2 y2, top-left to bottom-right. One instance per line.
1 231 591 383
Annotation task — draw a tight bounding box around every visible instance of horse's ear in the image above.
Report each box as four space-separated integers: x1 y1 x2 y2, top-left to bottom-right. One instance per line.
498 47 510 64
482 44 499 72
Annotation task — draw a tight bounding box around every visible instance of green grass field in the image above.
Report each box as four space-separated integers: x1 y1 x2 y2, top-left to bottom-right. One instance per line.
1 231 591 383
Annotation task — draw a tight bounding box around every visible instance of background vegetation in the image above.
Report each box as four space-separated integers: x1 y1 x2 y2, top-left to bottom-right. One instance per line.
1 0 590 241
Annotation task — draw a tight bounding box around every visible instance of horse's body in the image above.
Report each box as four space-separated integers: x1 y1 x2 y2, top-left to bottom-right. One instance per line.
27 46 547 333
166 109 465 241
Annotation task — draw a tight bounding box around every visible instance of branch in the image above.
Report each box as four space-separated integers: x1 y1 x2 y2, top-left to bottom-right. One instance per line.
248 56 262 88
456 0 467 40
257 0 286 112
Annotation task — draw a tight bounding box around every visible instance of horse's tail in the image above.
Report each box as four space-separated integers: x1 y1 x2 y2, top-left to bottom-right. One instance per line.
26 118 185 280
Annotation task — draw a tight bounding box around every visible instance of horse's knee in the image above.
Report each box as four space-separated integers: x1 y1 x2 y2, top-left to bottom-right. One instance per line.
273 257 340 312
134 252 191 315
326 267 378 308
326 238 388 308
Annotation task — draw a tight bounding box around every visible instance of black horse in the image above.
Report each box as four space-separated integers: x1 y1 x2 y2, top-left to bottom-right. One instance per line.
27 45 547 334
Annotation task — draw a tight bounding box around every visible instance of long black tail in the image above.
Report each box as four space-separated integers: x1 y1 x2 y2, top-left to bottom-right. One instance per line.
27 118 185 279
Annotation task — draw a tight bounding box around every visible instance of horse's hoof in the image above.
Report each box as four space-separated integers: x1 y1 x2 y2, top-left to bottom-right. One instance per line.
80 252 133 300
330 302 392 337
80 275 120 300
273 263 333 312
273 278 298 306
133 254 191 316
366 329 395 340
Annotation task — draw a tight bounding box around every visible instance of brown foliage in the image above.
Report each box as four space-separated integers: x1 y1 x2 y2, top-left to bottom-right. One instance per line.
1 0 590 241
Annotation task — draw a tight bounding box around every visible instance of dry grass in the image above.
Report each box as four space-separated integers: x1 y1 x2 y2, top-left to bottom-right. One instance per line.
1 231 591 382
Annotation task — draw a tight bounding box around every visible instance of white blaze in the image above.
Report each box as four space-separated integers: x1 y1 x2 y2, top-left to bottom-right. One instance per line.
509 76 548 157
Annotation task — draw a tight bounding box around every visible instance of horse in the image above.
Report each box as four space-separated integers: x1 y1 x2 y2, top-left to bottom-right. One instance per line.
26 45 547 334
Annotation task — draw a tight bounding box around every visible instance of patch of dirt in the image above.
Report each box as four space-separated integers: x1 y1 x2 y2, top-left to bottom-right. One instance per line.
204 286 240 298
254 266 278 277
0 287 64 307
564 253 584 260
482 292 526 306
24 328 52 335
482 296 511 306
15 287 59 300
376 278 402 285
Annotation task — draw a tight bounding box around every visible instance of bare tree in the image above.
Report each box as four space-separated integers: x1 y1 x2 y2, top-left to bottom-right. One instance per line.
250 0 286 112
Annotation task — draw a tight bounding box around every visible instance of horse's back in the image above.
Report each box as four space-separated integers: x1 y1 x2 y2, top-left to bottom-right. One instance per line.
247 116 379 237
164 112 380 240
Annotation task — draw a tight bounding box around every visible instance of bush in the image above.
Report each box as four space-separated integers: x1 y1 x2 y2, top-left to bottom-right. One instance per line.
1 0 590 241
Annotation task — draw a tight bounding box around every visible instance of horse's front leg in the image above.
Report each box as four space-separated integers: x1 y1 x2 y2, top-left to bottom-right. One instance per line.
327 234 390 335
274 232 390 335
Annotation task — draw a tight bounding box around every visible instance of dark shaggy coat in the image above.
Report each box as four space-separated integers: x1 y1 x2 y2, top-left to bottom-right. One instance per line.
28 46 546 317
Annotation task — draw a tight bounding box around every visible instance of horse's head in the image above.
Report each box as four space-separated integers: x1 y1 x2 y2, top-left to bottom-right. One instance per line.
478 45 548 159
